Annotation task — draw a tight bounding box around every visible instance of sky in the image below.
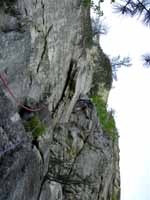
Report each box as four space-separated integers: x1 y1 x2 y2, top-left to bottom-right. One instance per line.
94 1 150 200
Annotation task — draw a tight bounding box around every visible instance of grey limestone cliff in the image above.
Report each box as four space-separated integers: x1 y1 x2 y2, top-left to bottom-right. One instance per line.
0 0 120 200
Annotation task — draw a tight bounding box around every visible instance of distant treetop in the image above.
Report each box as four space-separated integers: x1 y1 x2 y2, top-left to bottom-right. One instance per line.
113 0 150 26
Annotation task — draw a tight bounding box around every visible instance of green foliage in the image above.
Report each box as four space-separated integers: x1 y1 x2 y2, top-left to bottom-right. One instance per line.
82 0 116 15
113 0 150 26
112 192 117 200
82 0 115 16
82 0 92 7
111 55 132 81
91 95 118 141
24 115 47 139
90 47 112 97
82 0 103 16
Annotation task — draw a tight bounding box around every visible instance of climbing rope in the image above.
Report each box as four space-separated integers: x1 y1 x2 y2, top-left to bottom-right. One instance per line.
0 140 24 158
0 72 51 158
0 72 46 112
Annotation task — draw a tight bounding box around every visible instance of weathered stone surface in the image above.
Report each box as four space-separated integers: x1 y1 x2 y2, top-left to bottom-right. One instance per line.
0 0 120 200
39 181 62 200
0 88 41 200
47 97 119 200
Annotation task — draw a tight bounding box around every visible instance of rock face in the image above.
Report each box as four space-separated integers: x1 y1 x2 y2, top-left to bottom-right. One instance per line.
0 0 120 200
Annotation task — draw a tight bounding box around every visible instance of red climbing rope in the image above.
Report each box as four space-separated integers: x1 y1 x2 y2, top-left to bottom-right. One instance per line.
0 72 45 112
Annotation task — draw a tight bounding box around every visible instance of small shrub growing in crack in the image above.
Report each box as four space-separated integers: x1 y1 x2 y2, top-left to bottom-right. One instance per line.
112 191 118 200
24 115 47 139
91 95 118 141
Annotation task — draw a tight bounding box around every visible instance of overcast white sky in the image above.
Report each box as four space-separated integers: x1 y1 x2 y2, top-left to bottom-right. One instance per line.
97 1 150 200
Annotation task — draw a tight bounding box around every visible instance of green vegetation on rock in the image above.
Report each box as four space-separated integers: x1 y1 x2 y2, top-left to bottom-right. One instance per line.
82 0 92 7
90 46 112 99
82 0 106 16
24 115 47 139
91 95 118 141
112 192 117 200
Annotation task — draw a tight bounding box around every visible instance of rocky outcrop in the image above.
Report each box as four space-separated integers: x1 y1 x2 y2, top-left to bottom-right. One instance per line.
0 0 120 200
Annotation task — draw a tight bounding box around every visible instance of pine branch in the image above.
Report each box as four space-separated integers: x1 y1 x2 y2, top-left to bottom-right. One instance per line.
113 0 150 25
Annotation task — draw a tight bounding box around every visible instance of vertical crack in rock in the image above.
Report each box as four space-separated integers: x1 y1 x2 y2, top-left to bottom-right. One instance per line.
52 59 77 117
67 135 89 179
97 177 103 200
36 25 53 73
29 73 33 87
32 140 44 164
24 7 28 16
41 0 45 25
37 172 49 200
